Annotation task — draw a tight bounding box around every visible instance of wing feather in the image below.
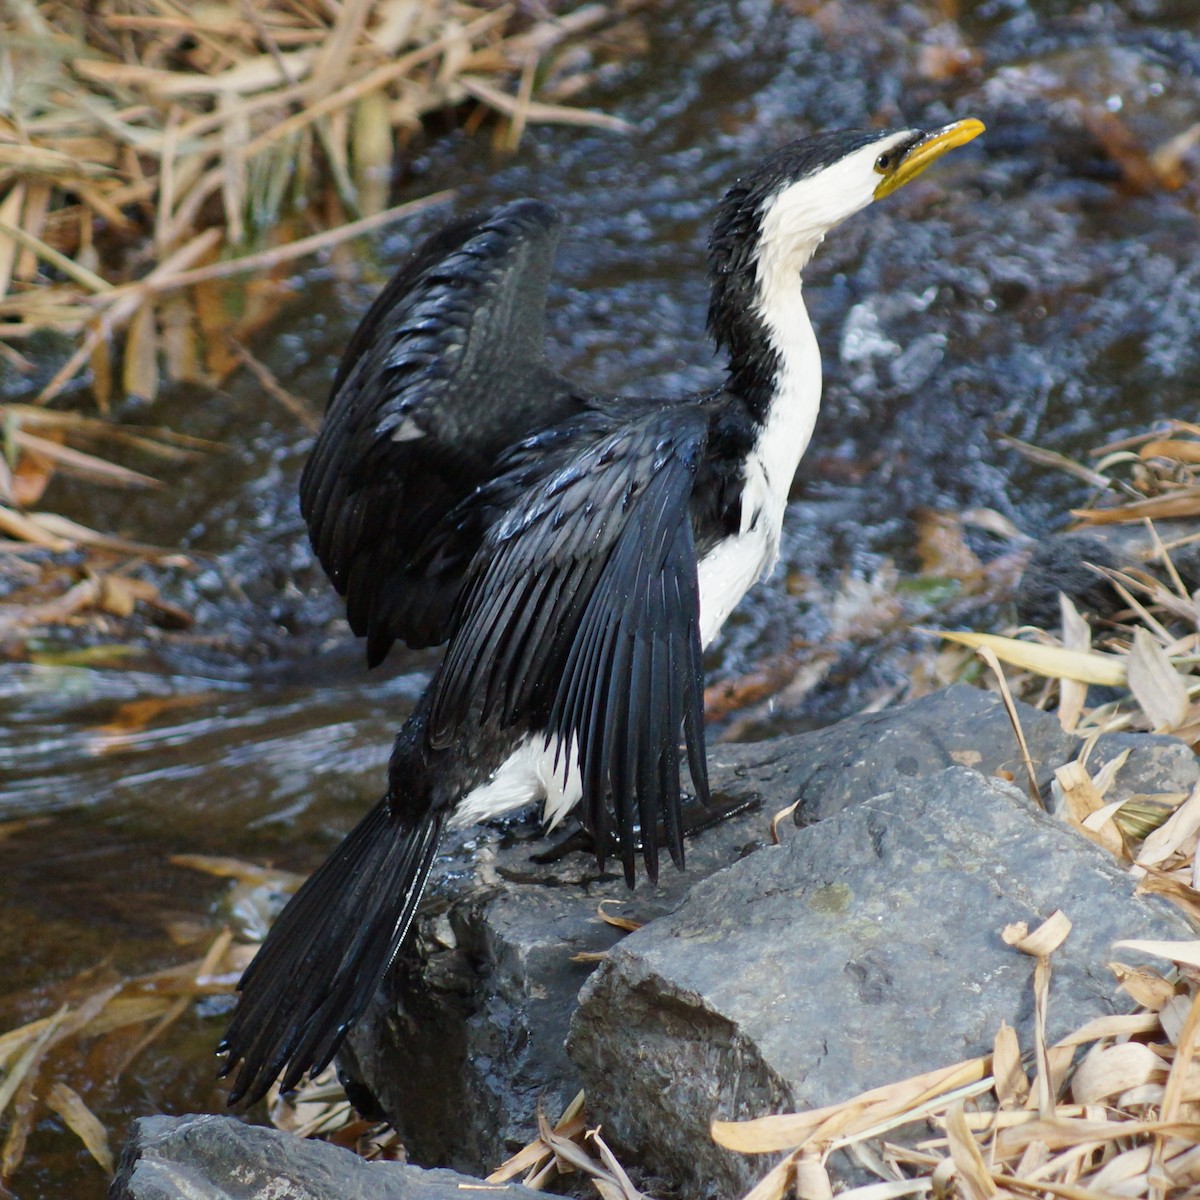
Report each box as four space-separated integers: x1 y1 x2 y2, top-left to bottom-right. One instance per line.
429 405 712 882
300 199 583 663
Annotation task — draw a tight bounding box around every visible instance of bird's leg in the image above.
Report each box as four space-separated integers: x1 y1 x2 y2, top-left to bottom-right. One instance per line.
679 790 761 836
530 791 761 866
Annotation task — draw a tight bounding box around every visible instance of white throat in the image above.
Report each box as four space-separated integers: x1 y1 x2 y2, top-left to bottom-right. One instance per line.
696 262 821 648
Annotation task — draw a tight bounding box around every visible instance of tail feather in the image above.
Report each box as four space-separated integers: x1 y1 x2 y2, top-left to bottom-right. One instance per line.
220 795 445 1106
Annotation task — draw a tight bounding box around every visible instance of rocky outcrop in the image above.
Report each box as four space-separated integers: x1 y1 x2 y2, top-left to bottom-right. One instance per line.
341 685 1196 1184
108 1113 542 1200
113 685 1198 1198
568 766 1193 1197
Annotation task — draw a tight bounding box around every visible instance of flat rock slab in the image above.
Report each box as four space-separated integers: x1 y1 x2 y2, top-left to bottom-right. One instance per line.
108 1113 542 1200
569 766 1195 1199
703 684 1197 825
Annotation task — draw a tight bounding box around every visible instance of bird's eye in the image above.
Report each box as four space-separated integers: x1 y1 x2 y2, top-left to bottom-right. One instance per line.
874 151 894 173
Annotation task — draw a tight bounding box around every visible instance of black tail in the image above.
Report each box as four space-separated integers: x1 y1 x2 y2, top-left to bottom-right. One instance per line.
219 795 445 1106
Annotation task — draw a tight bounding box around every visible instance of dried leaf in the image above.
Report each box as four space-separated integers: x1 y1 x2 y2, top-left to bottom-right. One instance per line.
0 504 73 550
995 434 1110 488
123 302 160 402
1002 913 1070 959
975 644 1041 806
44 1083 113 1176
1126 627 1190 733
712 1058 988 1153
1112 938 1200 970
927 630 1127 687
1054 761 1124 857
1161 989 1200 1122
1070 1042 1163 1105
943 1102 996 1200
1052 1011 1162 1047
1072 488 1200 525
1136 783 1200 869
0 1004 67 1120
739 1148 803 1200
993 1021 1028 1109
994 1117 1200 1157
1057 592 1090 733
1140 439 1200 464
1111 963 1177 1012
915 508 983 584
11 429 162 489
90 693 214 742
596 901 643 933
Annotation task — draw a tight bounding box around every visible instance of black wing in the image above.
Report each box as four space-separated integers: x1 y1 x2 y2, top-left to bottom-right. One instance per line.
300 199 582 665
428 405 712 884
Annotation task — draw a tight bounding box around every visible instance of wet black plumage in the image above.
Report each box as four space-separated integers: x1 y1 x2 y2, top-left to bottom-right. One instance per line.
220 120 983 1106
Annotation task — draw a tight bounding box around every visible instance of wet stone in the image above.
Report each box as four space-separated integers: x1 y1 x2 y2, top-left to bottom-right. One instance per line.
339 684 1196 1187
567 766 1195 1199
1015 522 1200 629
108 1113 542 1200
707 683 1076 823
339 803 771 1176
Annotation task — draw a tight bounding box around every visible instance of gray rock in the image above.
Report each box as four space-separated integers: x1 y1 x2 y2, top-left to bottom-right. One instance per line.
703 684 1197 825
1088 731 1199 799
706 683 1077 822
1016 522 1200 628
108 1113 542 1200
338 685 1195 1184
341 801 771 1175
568 766 1195 1200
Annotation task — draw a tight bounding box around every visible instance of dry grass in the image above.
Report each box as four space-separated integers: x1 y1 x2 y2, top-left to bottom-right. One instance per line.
0 926 249 1183
935 421 1200 762
719 918 1200 1200
0 0 637 640
1 0 631 400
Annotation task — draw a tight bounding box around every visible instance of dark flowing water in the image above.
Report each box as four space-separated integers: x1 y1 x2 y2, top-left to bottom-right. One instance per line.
2 0 1200 1193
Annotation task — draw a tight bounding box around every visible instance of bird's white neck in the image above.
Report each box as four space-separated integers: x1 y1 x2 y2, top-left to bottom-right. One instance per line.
695 266 822 649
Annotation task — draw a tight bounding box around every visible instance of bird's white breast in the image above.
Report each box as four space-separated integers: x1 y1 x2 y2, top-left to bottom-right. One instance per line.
456 258 823 830
698 254 822 646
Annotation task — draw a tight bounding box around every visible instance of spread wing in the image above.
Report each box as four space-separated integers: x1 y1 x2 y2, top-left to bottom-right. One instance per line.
428 405 712 884
300 199 582 665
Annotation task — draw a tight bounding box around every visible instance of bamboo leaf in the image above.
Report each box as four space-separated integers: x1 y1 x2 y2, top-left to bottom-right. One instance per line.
928 630 1127 686
1072 488 1200 524
12 430 162 489
45 1084 114 1176
1126 626 1190 732
123 302 160 402
1112 938 1200 969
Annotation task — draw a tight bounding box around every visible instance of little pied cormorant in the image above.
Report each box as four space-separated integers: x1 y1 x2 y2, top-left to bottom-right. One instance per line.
220 119 984 1105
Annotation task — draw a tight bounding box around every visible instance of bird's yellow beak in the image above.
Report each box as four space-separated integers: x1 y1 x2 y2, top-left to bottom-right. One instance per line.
873 118 985 200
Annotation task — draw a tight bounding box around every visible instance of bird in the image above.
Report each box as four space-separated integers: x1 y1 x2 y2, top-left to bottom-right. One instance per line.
219 118 984 1106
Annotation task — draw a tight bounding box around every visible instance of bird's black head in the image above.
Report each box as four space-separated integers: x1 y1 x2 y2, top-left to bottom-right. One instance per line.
706 120 984 360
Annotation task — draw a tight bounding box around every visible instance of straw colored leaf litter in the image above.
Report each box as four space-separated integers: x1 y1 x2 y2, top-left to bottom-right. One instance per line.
0 0 640 642
0 927 248 1182
487 1090 651 1197
0 0 634 400
718 922 1200 1200
777 425 1200 1200
932 422 1199 766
